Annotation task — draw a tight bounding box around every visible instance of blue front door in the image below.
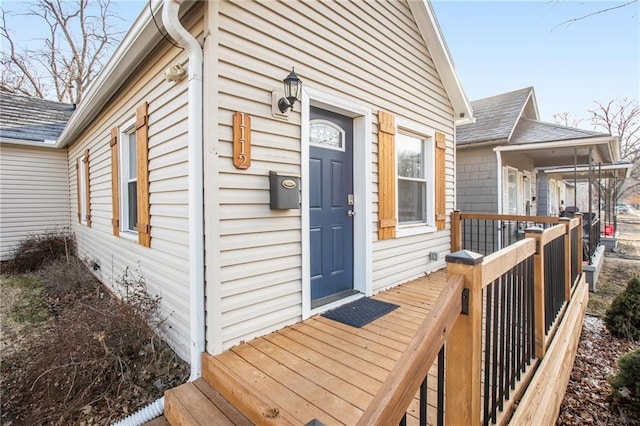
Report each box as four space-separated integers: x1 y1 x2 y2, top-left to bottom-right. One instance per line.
309 107 354 303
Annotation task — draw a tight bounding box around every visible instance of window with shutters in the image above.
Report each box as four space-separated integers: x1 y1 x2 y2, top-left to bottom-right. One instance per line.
378 112 446 240
120 120 138 235
395 119 435 235
111 102 150 246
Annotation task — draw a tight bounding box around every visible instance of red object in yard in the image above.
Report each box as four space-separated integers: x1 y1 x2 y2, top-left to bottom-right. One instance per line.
604 225 615 236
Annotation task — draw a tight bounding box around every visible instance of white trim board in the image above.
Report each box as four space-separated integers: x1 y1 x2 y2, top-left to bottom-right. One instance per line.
300 87 373 319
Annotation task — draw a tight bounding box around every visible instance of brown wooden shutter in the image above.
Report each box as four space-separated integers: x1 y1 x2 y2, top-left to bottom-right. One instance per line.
378 111 397 240
435 131 446 230
135 102 151 247
83 149 92 227
110 127 120 237
76 160 82 223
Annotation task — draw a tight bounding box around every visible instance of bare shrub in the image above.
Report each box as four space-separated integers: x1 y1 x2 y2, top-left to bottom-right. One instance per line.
4 229 76 274
1 258 188 425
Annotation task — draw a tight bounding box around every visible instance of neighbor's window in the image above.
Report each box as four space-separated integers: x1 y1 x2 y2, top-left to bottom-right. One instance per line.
505 167 518 215
120 123 138 233
396 129 433 226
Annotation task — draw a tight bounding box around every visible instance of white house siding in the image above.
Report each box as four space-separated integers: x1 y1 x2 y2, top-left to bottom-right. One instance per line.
66 8 203 360
208 0 456 353
0 144 70 260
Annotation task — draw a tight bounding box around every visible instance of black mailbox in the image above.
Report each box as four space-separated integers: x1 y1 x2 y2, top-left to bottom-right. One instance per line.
269 171 300 210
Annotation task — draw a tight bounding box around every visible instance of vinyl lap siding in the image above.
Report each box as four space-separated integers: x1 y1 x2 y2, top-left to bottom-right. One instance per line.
0 144 70 260
66 9 203 360
214 0 456 352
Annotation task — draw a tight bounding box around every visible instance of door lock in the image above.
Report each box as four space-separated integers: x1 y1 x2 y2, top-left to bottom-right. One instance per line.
347 209 355 218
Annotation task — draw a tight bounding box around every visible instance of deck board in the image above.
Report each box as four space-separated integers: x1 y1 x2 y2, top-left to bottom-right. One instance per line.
204 270 448 425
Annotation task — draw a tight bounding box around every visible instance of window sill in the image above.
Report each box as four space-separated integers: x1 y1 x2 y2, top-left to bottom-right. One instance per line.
396 224 437 238
120 231 138 242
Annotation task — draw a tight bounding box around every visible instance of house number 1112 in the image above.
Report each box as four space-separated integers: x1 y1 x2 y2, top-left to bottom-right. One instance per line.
233 111 251 169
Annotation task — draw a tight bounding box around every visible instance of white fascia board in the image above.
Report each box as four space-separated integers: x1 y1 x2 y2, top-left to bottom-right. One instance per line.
56 0 165 148
408 0 474 125
1 138 61 148
493 136 615 153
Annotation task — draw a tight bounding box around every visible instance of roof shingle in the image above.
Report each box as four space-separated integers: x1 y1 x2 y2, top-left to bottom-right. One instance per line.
456 87 533 145
0 91 75 143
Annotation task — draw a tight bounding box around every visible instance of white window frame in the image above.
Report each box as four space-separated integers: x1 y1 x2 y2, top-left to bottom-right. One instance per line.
78 156 87 225
395 118 435 237
119 119 138 238
503 166 520 215
523 170 532 215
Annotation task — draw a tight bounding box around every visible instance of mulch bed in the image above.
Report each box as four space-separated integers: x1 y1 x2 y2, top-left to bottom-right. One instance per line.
557 317 639 425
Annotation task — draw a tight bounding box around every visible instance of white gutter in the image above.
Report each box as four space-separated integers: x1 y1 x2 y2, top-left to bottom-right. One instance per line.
162 0 205 382
1 138 60 148
112 3 204 425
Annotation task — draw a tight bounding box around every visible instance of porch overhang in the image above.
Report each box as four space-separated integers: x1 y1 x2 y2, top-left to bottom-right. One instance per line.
539 162 633 181
493 135 620 168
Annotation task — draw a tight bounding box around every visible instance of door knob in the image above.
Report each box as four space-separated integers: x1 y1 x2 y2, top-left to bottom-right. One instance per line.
347 210 355 217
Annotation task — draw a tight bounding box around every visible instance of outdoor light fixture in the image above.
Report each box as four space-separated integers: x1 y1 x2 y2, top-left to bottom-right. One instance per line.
278 67 302 113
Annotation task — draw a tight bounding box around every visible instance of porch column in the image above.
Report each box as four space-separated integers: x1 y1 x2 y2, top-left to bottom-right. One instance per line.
525 226 546 358
445 250 483 426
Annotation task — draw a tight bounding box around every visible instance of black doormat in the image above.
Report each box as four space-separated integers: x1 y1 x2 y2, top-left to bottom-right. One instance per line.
321 297 399 328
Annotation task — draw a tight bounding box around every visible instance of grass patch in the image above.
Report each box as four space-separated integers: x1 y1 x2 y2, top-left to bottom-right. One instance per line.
3 274 50 324
588 259 640 317
1 237 189 425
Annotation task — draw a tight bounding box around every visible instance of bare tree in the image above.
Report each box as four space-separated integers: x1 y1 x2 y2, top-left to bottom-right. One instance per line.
0 0 121 104
590 98 640 202
552 0 639 30
552 111 584 128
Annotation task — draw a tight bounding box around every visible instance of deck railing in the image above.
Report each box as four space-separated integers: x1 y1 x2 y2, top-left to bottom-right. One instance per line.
451 212 560 255
444 217 583 425
359 214 584 426
356 274 464 426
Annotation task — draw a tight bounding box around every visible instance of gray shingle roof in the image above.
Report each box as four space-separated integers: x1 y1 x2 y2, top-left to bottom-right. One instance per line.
456 87 534 145
0 91 75 143
511 118 607 144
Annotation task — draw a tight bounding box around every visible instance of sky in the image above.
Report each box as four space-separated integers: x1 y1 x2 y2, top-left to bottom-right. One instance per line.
2 0 639 128
431 0 640 126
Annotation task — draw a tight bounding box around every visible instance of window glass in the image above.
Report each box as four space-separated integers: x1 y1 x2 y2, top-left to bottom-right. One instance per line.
309 120 344 151
507 168 518 214
121 125 138 233
397 133 427 224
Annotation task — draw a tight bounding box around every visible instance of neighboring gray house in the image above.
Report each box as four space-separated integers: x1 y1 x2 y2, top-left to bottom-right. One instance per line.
0 92 75 260
456 87 622 217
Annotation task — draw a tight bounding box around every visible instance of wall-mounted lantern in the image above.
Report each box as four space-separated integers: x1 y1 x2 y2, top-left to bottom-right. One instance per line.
277 67 302 113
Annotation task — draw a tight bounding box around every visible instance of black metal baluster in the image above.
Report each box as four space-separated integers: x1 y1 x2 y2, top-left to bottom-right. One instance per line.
491 278 500 423
438 346 445 426
420 374 427 426
483 284 492 426
498 273 506 411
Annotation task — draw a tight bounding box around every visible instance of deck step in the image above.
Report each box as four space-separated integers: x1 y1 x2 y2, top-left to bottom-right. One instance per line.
201 352 300 425
164 378 252 425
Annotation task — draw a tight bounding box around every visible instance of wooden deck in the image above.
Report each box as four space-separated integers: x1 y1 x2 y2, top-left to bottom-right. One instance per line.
166 270 448 425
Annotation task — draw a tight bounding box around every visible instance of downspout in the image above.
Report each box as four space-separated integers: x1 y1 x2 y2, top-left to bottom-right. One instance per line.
112 2 204 425
162 0 205 382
